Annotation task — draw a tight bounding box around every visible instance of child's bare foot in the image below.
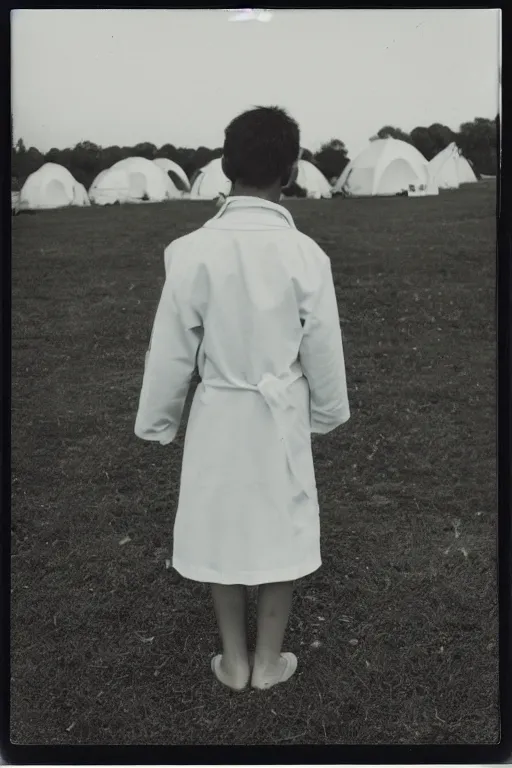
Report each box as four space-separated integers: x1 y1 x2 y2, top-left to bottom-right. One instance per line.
211 654 250 691
251 652 298 690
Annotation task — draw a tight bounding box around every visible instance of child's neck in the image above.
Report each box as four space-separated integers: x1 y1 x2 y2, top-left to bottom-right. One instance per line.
230 182 282 204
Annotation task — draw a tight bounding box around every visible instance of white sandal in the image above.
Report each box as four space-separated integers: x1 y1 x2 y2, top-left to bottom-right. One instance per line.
211 654 250 691
251 652 298 690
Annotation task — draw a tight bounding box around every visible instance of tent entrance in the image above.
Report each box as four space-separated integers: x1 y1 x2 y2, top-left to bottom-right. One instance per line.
377 158 421 195
45 179 69 207
127 172 147 198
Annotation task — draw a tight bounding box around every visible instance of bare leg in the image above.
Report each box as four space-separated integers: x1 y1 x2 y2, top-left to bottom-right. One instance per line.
252 581 297 689
210 583 250 689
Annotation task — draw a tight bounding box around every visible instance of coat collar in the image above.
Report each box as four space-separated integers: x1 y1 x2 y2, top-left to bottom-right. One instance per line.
204 195 296 230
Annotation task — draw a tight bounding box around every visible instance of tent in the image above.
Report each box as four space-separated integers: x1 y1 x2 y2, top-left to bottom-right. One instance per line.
190 158 231 200
191 157 332 200
153 157 190 192
289 160 332 199
89 157 180 205
18 163 91 210
333 138 438 197
428 142 478 189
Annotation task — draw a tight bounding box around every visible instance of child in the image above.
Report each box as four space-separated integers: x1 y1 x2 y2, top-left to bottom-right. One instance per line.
134 106 350 691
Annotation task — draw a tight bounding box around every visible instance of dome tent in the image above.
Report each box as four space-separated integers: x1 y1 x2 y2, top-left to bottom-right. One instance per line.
297 160 332 198
284 160 332 199
333 138 438 197
428 142 478 189
191 158 331 200
18 163 90 210
72 183 90 206
153 158 190 192
89 157 179 205
190 158 231 200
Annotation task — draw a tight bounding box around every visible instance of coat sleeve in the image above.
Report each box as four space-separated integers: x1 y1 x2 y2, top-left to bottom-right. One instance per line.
299 255 350 434
134 246 202 445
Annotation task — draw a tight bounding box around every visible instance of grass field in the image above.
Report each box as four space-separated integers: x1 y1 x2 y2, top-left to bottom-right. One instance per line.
11 183 498 745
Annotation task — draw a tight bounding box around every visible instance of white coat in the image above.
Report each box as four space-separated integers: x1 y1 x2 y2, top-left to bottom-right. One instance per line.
135 196 350 585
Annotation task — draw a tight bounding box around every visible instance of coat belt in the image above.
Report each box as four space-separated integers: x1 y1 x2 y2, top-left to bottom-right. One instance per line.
203 372 313 497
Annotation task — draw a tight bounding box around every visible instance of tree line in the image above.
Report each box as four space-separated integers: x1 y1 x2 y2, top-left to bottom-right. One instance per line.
11 115 497 192
369 116 498 177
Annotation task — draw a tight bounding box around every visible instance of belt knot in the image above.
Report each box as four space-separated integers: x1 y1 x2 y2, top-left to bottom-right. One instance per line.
257 373 292 410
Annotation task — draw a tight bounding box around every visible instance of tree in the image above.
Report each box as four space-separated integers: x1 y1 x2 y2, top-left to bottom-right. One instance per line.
313 139 349 181
101 145 124 170
157 143 178 161
410 126 438 160
374 125 412 144
67 142 103 188
133 142 157 159
458 117 496 152
300 148 314 162
194 145 214 170
325 139 346 152
427 123 456 154
455 117 497 175
45 147 62 164
74 140 101 153
176 148 199 181
11 144 44 186
55 147 74 170
372 123 456 160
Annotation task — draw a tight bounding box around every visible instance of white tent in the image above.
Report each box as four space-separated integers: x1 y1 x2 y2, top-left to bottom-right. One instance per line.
191 157 332 200
428 142 478 189
292 160 332 199
153 158 190 192
72 183 90 206
190 158 231 200
333 138 438 197
18 163 90 210
89 157 180 205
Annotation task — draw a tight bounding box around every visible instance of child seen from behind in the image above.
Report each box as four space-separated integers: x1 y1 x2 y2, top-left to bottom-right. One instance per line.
135 106 350 691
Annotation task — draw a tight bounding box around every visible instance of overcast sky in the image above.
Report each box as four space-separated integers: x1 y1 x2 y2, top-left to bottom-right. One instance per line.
11 8 500 158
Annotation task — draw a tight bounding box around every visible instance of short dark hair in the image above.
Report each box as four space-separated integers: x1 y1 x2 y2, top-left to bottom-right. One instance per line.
222 106 300 188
